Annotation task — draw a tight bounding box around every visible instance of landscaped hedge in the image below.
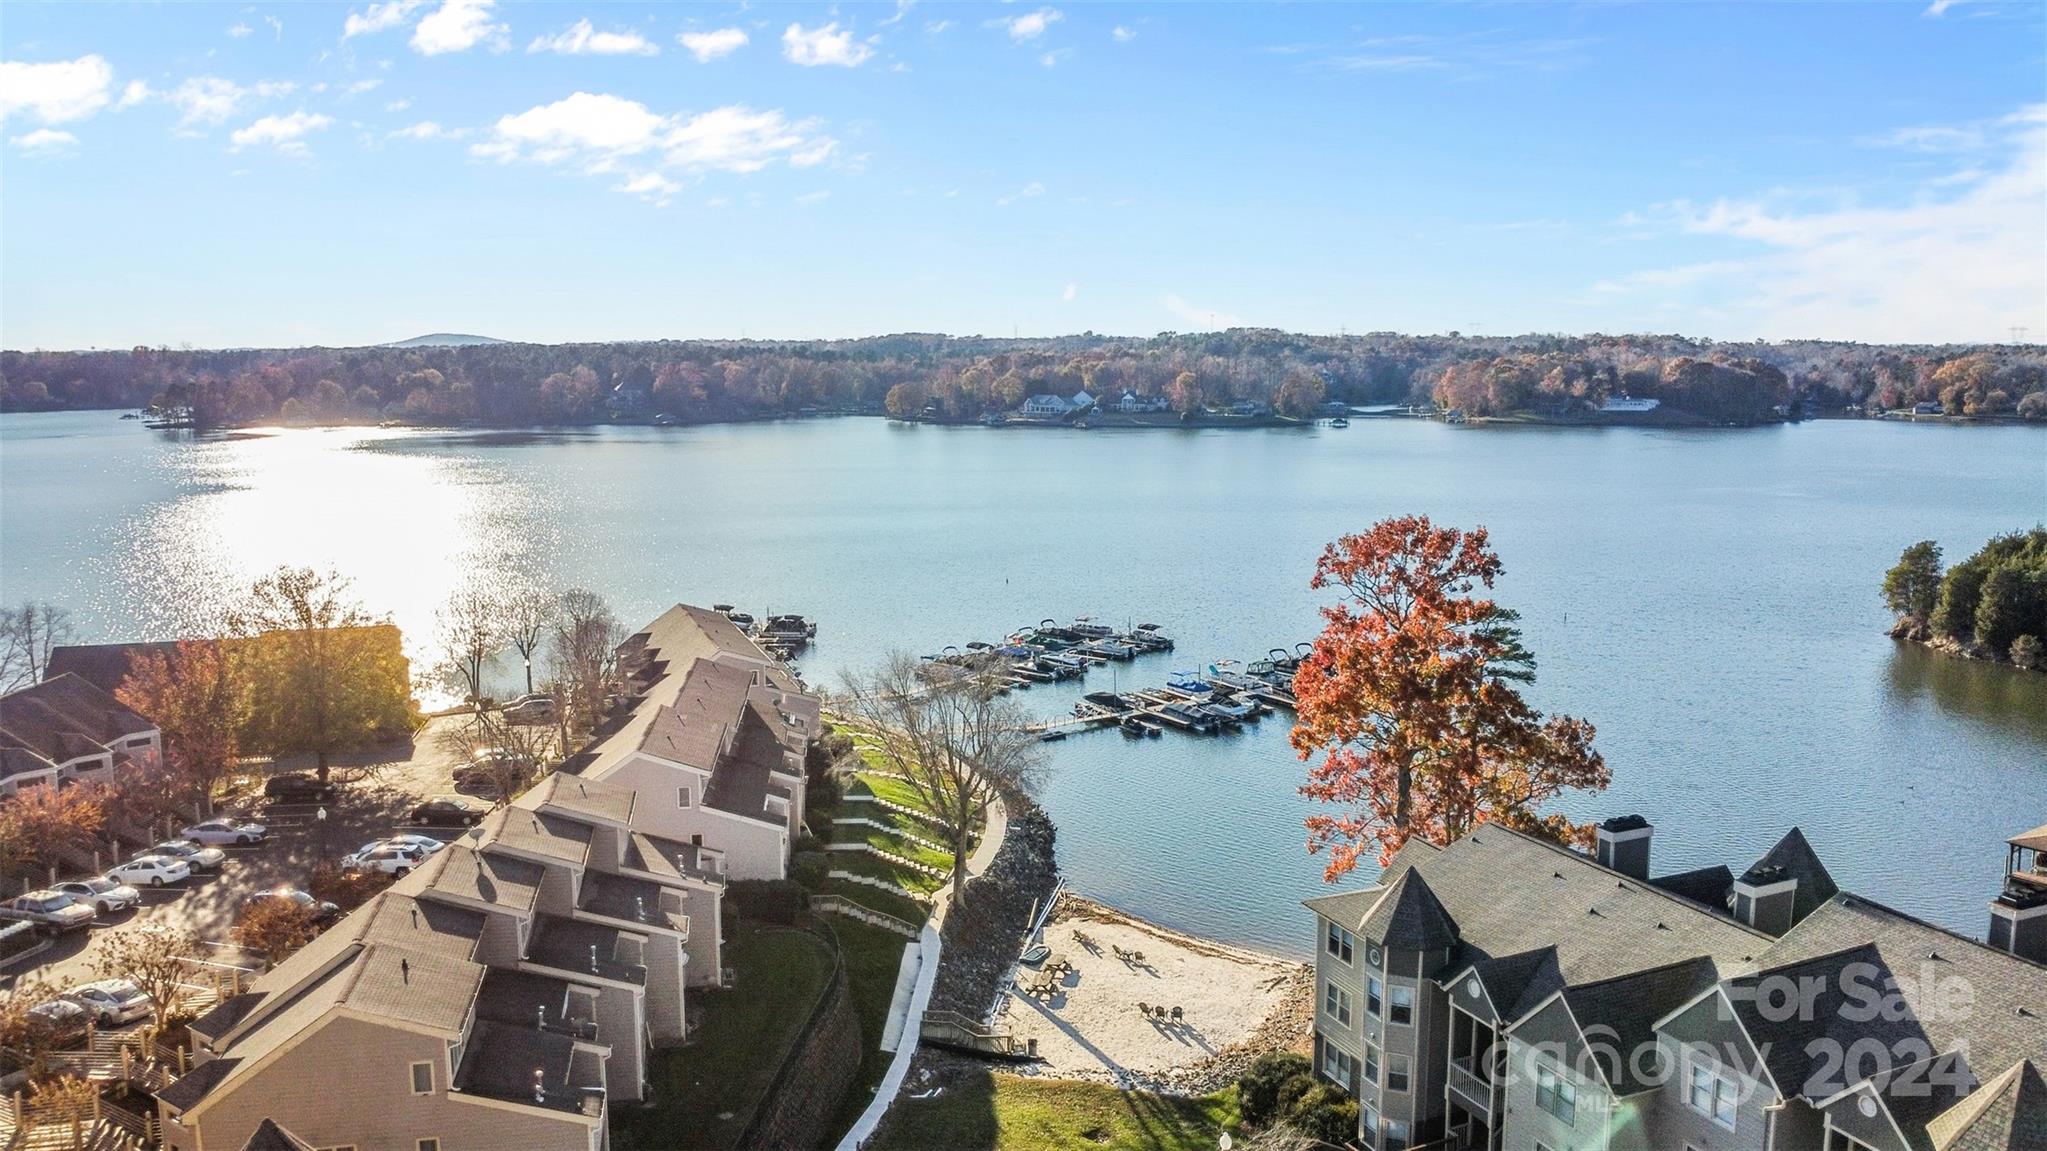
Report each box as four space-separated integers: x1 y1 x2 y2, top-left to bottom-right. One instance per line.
731 879 809 925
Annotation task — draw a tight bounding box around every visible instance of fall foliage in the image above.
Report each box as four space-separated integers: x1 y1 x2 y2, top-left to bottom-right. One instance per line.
233 898 321 964
232 567 412 781
117 639 248 819
1291 516 1609 880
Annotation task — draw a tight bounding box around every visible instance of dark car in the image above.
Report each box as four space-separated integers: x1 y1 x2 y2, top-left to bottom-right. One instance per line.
410 797 488 827
241 888 342 924
263 773 337 802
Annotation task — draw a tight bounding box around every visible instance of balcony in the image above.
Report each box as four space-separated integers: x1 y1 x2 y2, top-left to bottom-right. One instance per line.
1446 1055 1494 1118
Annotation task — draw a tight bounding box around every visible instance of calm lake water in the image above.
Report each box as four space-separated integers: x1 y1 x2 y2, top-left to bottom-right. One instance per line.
3 411 2043 956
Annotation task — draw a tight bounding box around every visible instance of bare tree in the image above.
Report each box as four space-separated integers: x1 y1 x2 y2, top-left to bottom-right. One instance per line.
435 584 505 708
444 705 554 804
503 587 557 696
550 588 623 738
0 602 74 691
841 651 1046 901
93 922 202 1031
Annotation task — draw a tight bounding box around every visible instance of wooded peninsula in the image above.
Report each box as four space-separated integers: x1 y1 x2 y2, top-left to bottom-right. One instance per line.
3 329 2043 430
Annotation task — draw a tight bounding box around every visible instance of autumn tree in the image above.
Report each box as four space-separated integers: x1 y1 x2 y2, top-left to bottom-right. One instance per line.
1167 370 1204 415
550 588 623 737
842 651 1046 901
0 784 106 880
94 922 200 1031
1274 372 1328 419
1290 516 1608 880
233 899 320 964
232 567 402 783
1882 541 1944 625
0 980 74 1084
0 601 74 691
116 639 249 818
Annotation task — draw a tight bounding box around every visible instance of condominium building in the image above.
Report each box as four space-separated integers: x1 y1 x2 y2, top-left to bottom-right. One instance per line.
1307 817 2047 1151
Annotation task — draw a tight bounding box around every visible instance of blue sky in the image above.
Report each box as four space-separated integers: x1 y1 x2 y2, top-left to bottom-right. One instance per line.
2 1 2042 349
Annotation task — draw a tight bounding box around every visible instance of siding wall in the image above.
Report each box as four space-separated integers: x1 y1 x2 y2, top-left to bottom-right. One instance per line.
604 756 788 880
1501 1032 1611 1151
1645 1030 1776 1151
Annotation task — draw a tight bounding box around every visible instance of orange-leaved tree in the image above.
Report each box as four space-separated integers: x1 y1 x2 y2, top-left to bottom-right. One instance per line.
118 639 249 819
1291 515 1608 881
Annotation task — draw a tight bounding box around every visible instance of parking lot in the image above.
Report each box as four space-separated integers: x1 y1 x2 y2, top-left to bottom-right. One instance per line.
2 714 494 996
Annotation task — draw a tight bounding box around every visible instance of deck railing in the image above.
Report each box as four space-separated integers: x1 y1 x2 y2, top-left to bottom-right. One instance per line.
1446 1054 1494 1117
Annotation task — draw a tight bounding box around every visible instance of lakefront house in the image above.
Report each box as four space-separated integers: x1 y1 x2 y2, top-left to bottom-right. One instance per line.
152 604 818 1151
1306 816 2047 1151
0 672 160 794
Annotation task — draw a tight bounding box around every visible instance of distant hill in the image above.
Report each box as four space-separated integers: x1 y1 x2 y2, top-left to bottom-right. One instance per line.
382 333 508 348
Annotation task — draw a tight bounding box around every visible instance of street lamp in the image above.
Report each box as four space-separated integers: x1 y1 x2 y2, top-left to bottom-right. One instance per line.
315 805 328 863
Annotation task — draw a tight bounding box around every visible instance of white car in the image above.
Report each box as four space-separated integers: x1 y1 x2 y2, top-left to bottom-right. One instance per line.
107 855 192 887
27 998 89 1035
180 819 268 846
147 840 227 872
65 979 152 1026
53 877 142 915
342 844 425 876
378 834 446 856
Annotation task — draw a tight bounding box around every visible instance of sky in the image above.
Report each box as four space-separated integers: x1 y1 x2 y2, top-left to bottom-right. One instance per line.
1 1 2043 350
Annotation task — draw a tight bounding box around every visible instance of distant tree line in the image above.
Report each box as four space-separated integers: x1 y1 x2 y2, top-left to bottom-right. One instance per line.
3 330 2043 429
1884 529 2047 670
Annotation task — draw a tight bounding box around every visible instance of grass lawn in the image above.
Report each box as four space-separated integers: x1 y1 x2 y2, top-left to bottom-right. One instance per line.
822 880 935 928
870 1071 1241 1151
831 850 946 896
613 924 834 1151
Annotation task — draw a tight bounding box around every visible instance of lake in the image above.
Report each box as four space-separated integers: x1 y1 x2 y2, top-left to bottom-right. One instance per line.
2 410 2042 956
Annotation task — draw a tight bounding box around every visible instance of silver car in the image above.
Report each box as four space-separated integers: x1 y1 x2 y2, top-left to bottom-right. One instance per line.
147 840 228 872
54 877 142 915
65 979 152 1026
179 818 269 846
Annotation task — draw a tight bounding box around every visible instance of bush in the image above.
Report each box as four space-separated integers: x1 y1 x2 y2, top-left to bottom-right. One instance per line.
1274 1070 1317 1124
791 851 829 891
2013 634 2043 671
1238 1052 1313 1128
308 862 396 911
730 879 807 925
806 774 843 820
1285 1083 1359 1146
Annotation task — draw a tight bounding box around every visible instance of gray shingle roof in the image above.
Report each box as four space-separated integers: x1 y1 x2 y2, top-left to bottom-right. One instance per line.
158 1056 241 1111
1563 955 1723 1094
236 1118 315 1151
1929 1060 2047 1151
1650 864 1735 909
0 673 155 777
1362 870 1460 952
1740 827 1839 924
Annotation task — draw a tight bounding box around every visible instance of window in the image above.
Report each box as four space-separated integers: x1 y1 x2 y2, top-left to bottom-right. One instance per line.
1385 1118 1409 1151
1687 1058 1738 1130
1365 1040 1380 1085
1361 1102 1379 1136
1323 981 1352 1026
417 1142 440 1151
409 1061 434 1095
1388 984 1414 1026
1368 944 1384 969
1536 1064 1577 1126
1326 922 1355 963
1366 976 1384 1018
1386 1053 1411 1093
677 785 693 808
1323 1045 1356 1086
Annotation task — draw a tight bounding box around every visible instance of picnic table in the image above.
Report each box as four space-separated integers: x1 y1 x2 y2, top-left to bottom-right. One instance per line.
1045 951 1070 974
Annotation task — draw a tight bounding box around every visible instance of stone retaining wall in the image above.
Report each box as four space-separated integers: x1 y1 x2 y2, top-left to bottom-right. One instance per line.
737 921 865 1151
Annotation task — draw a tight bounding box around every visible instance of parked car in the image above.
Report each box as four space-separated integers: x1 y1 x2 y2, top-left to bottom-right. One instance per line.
180 818 269 846
378 833 447 856
53 877 142 916
107 855 192 887
341 843 425 876
0 890 96 935
409 797 488 827
147 840 227 872
241 888 341 924
64 979 152 1026
263 773 337 802
503 694 557 724
453 748 527 793
26 998 89 1038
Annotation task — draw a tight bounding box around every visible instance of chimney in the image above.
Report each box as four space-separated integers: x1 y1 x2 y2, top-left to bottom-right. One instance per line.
1989 881 2047 964
1733 865 1798 936
1594 815 1652 880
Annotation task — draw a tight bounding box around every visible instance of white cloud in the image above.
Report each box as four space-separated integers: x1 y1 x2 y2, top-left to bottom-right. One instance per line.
1112 25 1136 43
1062 282 1078 302
1864 124 1985 152
389 119 452 139
925 20 953 35
265 15 285 40
529 19 659 56
1923 0 1971 14
795 189 830 205
879 0 916 27
1000 8 1062 41
229 109 333 154
167 76 294 127
996 180 1045 206
385 97 411 112
11 128 79 153
782 22 872 67
227 23 254 38
411 0 508 56
678 27 748 62
0 55 115 124
616 171 679 205
117 79 151 109
474 92 837 182
345 78 384 95
1599 104 2046 342
1039 48 1071 68
343 0 427 39
1163 294 1243 329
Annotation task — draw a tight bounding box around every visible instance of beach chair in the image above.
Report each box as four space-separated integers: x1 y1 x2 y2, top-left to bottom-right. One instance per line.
1137 1001 1150 1017
1170 1006 1184 1024
1153 1005 1167 1020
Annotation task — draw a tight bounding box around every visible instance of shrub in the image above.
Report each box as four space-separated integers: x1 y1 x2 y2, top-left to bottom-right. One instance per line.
730 879 807 925
308 862 396 911
791 851 830 891
1273 1069 1318 1123
2013 634 2043 671
1238 1052 1313 1128
1284 1083 1359 1146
